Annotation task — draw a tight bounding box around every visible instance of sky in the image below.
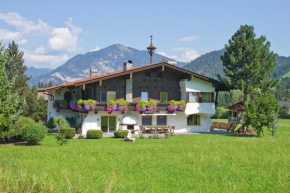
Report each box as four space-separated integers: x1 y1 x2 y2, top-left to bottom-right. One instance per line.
1 0 289 69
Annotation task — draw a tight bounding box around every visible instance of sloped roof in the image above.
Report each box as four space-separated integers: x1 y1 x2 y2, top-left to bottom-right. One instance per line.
228 101 245 111
38 62 220 92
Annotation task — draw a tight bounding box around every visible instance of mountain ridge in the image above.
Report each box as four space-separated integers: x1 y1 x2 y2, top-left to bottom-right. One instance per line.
29 44 186 86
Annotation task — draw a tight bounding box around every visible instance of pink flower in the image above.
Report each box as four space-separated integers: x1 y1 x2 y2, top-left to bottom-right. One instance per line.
167 105 174 112
135 104 140 111
106 105 112 112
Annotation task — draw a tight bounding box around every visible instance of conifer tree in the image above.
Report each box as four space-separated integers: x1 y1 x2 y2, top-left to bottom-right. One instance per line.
219 25 278 102
0 42 22 134
5 41 30 97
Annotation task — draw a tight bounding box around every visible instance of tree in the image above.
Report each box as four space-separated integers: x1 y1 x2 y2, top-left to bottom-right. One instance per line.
243 92 279 137
219 25 278 102
279 105 290 119
0 42 23 138
23 85 47 123
5 41 30 97
268 111 279 137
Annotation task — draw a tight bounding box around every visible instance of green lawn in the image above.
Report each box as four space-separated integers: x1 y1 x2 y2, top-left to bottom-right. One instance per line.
1 120 290 193
282 70 290 78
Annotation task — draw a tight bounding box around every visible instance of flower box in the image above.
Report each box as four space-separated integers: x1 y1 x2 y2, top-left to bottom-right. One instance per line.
106 100 128 114
167 100 186 113
135 100 157 113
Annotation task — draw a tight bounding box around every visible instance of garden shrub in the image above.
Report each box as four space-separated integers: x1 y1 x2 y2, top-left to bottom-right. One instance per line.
87 130 103 139
10 117 36 140
114 130 128 138
46 117 56 129
54 116 68 130
169 132 174 136
152 132 160 139
148 135 153 139
78 134 84 139
164 133 169 138
21 123 47 145
139 133 145 139
60 126 76 139
55 133 69 146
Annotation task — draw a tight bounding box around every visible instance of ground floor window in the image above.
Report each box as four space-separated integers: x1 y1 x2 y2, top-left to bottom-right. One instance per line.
157 116 167 125
142 116 152 125
187 114 201 126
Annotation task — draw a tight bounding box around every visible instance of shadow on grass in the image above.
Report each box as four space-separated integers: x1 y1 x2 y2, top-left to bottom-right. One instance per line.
219 133 257 138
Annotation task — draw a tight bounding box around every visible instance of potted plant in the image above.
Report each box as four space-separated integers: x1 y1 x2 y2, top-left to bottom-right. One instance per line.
77 121 82 134
47 117 56 132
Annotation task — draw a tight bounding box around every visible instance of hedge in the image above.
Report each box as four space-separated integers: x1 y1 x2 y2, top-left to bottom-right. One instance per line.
87 130 103 139
60 126 76 139
22 123 47 145
114 130 128 138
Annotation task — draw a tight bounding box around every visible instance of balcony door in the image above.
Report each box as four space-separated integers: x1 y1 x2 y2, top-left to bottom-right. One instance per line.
101 116 116 133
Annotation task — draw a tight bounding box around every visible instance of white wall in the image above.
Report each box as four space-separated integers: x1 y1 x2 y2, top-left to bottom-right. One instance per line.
185 103 215 115
180 79 215 92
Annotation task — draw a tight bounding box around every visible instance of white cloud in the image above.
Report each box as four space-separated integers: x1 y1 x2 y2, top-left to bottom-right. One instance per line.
0 12 84 68
157 52 178 60
0 29 23 41
180 35 200 42
0 12 83 53
158 48 200 62
16 39 28 44
91 46 100 51
34 46 46 54
23 49 69 67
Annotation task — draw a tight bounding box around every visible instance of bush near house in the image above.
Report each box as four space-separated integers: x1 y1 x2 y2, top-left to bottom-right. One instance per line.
60 126 76 139
9 117 36 141
21 123 47 145
114 130 128 138
87 130 103 139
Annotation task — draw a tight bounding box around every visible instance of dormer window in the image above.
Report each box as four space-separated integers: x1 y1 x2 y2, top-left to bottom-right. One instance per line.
145 72 151 78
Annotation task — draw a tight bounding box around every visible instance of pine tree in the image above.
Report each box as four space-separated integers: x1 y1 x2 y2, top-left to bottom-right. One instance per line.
219 25 278 102
0 42 23 134
5 41 30 97
23 86 39 119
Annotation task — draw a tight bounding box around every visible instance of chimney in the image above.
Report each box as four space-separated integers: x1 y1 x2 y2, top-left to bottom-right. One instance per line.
90 69 98 78
123 60 133 71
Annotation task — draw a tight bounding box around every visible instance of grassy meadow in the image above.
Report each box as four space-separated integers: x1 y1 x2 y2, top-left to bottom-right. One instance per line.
1 119 290 192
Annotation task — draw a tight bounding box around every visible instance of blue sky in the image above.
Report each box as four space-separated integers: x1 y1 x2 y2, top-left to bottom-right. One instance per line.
1 0 289 68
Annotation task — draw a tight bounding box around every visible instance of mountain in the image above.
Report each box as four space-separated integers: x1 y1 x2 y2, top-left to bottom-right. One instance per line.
183 50 290 80
26 67 53 78
29 44 186 86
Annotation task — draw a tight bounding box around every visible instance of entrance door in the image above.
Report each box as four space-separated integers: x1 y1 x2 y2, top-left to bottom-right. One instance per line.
101 116 116 133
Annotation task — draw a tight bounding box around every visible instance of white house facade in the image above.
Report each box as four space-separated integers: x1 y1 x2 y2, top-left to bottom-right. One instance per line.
39 61 227 135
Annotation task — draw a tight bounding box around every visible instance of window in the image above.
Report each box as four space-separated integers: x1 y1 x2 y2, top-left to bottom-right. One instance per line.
101 91 107 102
233 112 237 117
107 91 116 101
156 72 162 79
160 92 168 102
100 91 116 102
188 92 198 103
64 91 71 102
141 92 149 101
145 72 151 78
142 116 152 125
202 93 211 103
157 116 167 125
187 115 201 126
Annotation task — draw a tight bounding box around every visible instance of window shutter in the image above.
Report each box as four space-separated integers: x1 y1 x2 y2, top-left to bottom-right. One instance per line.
186 92 189 103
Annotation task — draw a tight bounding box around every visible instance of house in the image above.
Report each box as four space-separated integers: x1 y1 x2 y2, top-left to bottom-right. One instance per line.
228 101 245 124
38 60 228 135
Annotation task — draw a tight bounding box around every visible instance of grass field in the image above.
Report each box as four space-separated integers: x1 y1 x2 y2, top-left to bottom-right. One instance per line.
282 70 290 78
1 120 290 192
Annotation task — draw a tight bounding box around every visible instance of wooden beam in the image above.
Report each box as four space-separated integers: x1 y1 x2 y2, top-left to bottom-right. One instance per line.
162 65 165 71
82 84 85 90
130 73 133 79
99 80 102 86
